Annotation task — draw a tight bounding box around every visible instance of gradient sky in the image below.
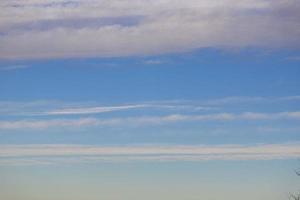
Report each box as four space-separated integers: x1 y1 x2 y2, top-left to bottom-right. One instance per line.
0 0 300 200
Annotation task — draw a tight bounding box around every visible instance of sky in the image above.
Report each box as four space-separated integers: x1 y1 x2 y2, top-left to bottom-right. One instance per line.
0 0 300 200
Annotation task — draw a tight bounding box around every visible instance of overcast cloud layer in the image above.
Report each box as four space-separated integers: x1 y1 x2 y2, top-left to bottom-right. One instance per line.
0 0 299 59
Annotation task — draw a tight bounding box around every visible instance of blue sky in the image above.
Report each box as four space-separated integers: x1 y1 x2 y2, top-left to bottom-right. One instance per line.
1 49 300 145
0 0 300 200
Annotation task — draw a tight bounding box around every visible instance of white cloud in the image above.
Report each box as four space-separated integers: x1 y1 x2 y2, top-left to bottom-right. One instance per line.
0 0 299 59
143 59 165 65
0 143 299 165
286 56 300 61
1 96 300 116
202 96 300 105
257 126 300 133
0 100 87 115
44 104 147 115
203 96 268 105
41 104 213 116
0 100 214 116
0 101 148 116
0 111 300 130
279 96 300 101
0 65 29 70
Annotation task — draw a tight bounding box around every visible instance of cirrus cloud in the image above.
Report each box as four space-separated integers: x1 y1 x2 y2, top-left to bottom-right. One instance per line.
0 111 300 130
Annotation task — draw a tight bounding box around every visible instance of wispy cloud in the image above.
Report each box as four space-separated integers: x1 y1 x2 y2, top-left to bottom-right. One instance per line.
1 95 299 116
0 100 82 115
201 96 300 105
40 104 212 116
0 143 299 165
0 100 212 116
6 16 143 32
43 104 147 115
0 0 299 59
286 56 300 61
143 59 165 65
0 65 29 70
257 126 300 133
1 111 300 130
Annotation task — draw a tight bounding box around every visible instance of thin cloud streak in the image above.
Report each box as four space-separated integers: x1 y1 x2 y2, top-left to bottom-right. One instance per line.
1 95 300 116
0 143 299 165
44 104 147 115
41 104 212 116
0 111 300 130
201 96 300 105
0 101 211 116
0 65 29 71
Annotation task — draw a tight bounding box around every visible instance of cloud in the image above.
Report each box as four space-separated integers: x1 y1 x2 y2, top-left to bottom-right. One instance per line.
0 111 300 130
0 143 299 165
1 95 299 116
0 0 299 59
0 101 148 116
0 65 29 70
6 16 143 31
201 96 300 105
143 59 165 65
257 126 300 133
42 104 212 116
0 100 213 116
286 56 300 61
0 100 79 115
203 96 268 105
43 104 147 115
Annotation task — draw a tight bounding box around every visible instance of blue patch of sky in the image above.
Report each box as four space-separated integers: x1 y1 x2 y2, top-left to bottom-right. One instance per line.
0 48 300 145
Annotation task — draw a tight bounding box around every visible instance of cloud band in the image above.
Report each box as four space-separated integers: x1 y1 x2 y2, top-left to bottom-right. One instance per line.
0 143 299 165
